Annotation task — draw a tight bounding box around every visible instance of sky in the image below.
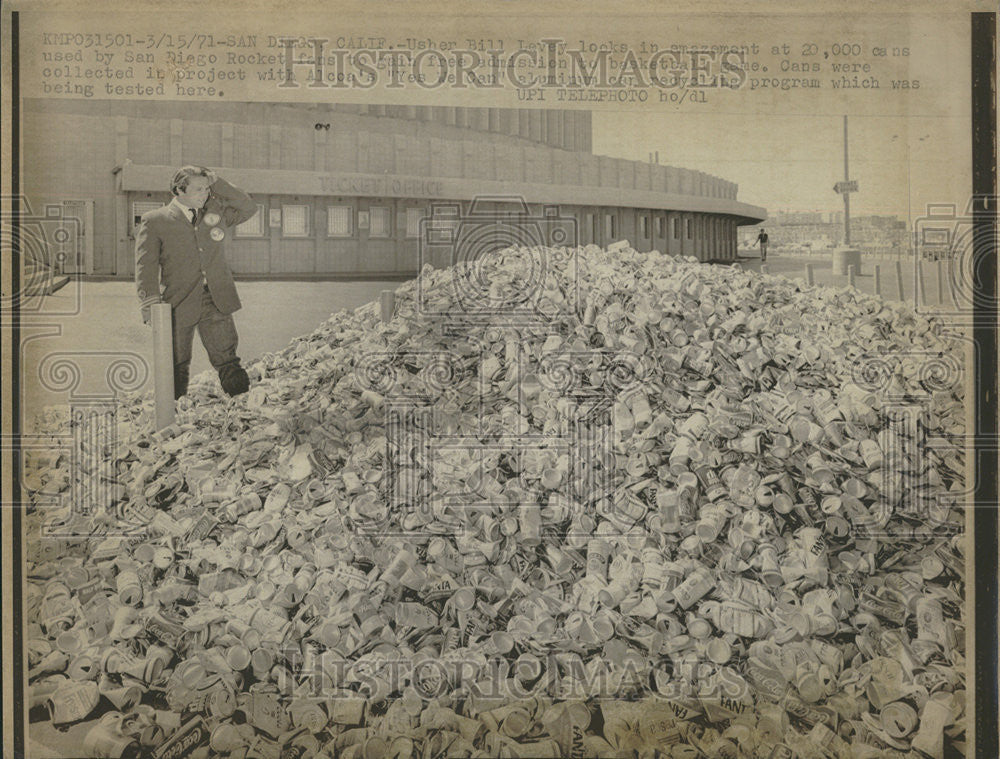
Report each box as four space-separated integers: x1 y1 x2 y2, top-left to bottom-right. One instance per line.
592 112 970 226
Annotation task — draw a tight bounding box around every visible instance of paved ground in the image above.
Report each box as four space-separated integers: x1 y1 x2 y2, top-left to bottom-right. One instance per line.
19 280 399 427
736 249 965 308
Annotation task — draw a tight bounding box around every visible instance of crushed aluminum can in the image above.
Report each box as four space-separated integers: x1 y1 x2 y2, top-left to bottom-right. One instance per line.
585 539 611 582
327 695 366 726
208 723 247 754
225 644 252 671
671 566 715 609
153 717 209 759
185 510 219 542
115 570 143 607
654 489 682 533
241 690 291 738
695 503 729 542
48 678 100 725
83 713 141 759
145 611 186 649
858 591 907 626
881 700 918 739
694 465 727 501
910 697 952 759
288 699 329 734
728 464 761 507
702 600 773 638
98 677 143 712
518 503 543 547
676 412 709 440
916 597 947 645
187 682 237 719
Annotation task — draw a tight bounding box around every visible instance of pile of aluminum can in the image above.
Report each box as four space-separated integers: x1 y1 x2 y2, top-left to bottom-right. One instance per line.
24 245 967 758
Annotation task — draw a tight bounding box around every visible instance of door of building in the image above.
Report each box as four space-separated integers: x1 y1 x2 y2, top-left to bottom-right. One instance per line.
59 200 93 274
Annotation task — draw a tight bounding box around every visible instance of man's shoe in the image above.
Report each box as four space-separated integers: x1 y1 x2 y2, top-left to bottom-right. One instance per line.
219 362 250 397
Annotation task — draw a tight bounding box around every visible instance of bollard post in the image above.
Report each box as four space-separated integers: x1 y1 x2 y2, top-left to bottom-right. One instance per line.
936 259 946 305
380 290 395 323
847 265 856 288
895 260 905 300
874 264 882 297
151 303 175 430
805 263 815 286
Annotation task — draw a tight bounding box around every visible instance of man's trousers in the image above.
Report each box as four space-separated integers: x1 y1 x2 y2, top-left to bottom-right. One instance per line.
172 285 246 399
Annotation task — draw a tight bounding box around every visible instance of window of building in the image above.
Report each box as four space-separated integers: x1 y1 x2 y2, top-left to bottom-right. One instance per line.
327 205 353 237
640 215 650 239
235 204 266 237
588 213 599 242
132 201 160 233
369 206 391 238
605 213 616 239
282 205 310 237
686 217 693 240
657 216 665 238
672 217 680 239
405 208 425 238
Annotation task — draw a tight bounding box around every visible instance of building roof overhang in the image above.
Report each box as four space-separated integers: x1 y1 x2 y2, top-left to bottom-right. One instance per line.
121 163 767 225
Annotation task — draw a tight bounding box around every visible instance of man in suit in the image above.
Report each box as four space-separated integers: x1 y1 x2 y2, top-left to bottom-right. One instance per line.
135 165 258 399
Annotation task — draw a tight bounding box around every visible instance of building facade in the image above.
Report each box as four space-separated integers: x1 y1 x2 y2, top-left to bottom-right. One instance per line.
22 101 766 277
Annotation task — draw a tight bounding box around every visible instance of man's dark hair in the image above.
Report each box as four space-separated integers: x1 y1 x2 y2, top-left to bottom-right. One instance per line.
171 165 211 196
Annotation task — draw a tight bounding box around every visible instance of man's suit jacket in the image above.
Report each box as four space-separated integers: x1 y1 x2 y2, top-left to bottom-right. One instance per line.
135 177 257 328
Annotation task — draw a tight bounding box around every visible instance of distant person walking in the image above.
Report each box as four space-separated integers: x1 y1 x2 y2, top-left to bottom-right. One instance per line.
756 228 769 262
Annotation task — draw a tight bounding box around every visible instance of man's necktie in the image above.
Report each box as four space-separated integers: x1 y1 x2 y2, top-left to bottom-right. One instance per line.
190 208 198 226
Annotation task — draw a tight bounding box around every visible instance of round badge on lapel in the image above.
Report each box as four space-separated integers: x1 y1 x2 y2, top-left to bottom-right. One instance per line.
210 227 225 241
203 212 221 227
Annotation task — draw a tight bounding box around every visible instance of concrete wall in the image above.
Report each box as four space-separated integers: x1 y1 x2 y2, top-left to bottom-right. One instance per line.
22 109 120 273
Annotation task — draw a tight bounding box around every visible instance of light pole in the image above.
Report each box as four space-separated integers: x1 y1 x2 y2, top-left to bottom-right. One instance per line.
892 132 929 259
843 116 851 245
834 116 858 246
832 116 860 275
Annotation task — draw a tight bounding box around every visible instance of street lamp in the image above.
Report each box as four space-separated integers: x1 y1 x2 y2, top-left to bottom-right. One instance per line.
891 133 929 259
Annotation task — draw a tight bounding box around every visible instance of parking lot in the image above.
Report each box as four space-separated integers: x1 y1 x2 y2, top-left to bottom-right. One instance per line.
737 250 967 307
